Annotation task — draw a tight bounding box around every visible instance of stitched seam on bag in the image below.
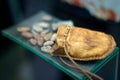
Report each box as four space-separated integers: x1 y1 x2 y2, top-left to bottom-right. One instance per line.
63 25 72 47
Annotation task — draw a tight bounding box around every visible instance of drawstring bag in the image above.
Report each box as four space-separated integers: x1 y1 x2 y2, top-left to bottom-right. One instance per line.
51 24 116 61
50 24 116 80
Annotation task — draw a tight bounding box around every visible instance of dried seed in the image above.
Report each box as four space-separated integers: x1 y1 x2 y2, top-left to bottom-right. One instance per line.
41 46 51 53
33 34 40 40
17 27 30 32
42 15 52 21
32 24 43 33
44 32 53 41
21 32 33 38
29 38 37 45
46 46 52 50
39 22 49 28
43 41 54 46
40 32 46 37
41 46 48 52
37 37 44 46
51 23 58 31
51 33 56 41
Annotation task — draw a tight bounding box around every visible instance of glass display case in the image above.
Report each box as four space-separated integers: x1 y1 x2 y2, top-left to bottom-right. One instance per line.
2 11 119 80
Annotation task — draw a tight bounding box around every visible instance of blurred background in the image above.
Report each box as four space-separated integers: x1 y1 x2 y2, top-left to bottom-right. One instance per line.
0 0 120 80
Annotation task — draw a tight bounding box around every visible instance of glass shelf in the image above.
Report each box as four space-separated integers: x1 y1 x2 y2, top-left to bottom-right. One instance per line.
2 11 119 80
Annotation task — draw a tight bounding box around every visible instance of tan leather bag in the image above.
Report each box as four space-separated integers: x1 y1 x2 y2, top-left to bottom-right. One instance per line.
51 24 116 61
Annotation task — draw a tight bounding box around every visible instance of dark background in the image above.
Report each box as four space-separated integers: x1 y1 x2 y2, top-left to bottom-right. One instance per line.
0 0 120 80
